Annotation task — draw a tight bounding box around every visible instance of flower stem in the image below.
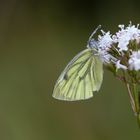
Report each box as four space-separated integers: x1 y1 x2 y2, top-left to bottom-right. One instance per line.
126 83 136 113
137 114 140 128
133 84 139 113
132 83 140 127
123 71 140 127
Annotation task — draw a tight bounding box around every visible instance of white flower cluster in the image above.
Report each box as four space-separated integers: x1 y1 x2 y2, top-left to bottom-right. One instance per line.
113 24 140 51
129 51 140 70
96 22 140 71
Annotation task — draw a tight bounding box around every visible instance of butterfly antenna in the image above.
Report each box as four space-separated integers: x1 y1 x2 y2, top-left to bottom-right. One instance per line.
88 25 101 41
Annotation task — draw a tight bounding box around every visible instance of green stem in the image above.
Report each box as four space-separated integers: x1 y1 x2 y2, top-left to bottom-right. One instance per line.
133 84 139 113
123 70 140 127
123 71 137 114
132 83 140 127
119 70 140 127
137 114 140 128
126 83 136 113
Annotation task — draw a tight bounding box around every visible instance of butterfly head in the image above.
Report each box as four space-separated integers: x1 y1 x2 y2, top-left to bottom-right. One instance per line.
87 39 99 50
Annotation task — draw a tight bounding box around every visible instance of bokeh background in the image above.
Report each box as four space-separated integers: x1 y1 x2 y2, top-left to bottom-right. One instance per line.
0 0 140 140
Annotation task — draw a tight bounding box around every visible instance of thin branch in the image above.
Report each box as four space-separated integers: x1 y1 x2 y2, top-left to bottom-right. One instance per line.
126 83 136 115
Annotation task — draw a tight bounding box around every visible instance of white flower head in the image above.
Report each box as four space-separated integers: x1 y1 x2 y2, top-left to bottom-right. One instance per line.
98 30 113 49
128 51 140 70
97 30 115 63
93 23 140 71
114 22 140 51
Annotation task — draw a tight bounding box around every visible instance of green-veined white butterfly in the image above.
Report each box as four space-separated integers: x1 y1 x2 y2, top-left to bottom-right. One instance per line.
53 25 103 101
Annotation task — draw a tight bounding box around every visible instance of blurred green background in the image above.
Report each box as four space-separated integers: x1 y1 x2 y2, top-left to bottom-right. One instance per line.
0 0 140 140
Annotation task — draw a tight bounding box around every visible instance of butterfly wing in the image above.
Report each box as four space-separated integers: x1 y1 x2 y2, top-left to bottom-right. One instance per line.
53 49 103 101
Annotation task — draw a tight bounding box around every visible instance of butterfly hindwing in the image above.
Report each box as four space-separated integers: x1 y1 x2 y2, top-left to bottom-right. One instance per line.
53 49 103 101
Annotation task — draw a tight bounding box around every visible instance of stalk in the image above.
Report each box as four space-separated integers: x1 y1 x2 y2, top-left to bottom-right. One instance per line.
123 71 140 127
127 82 140 127
132 83 140 127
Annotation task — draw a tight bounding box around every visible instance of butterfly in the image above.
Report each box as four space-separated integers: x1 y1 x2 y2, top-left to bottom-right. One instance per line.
53 25 103 101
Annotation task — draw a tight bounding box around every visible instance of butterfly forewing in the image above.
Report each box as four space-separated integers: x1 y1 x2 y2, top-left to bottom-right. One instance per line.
53 49 103 101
